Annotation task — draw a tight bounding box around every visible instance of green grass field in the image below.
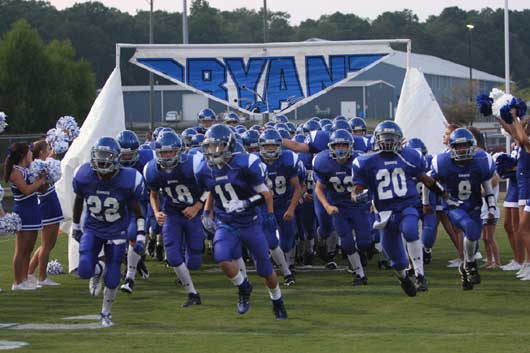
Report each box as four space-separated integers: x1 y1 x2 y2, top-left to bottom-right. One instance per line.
1 217 530 353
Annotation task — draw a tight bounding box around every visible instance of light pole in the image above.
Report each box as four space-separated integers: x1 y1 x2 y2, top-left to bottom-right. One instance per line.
263 0 268 43
149 0 155 130
466 24 474 102
183 0 189 44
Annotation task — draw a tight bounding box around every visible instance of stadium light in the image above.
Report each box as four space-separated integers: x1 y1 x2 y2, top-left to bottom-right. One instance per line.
183 0 189 44
466 23 474 102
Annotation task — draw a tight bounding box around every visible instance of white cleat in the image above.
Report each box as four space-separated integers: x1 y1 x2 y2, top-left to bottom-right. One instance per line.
516 263 529 278
11 282 37 291
501 261 522 271
38 278 61 286
100 313 114 328
23 280 41 289
447 258 463 268
89 262 105 297
474 252 483 261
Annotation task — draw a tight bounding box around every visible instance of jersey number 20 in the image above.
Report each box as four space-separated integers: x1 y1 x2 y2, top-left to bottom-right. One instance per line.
376 168 407 200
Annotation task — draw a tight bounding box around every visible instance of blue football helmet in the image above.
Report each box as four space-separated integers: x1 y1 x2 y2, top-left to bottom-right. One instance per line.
181 128 198 148
275 123 289 131
406 137 428 156
160 127 176 135
203 124 236 167
198 108 216 121
224 112 240 124
295 125 304 135
322 124 333 132
277 128 291 140
116 130 140 167
320 119 333 128
332 120 353 133
250 124 261 132
153 127 164 141
236 127 247 135
328 129 353 161
264 121 275 129
285 122 296 136
373 121 404 152
91 137 121 175
333 115 347 122
155 131 183 169
303 120 321 134
274 115 289 124
308 117 321 123
191 133 205 148
139 143 152 151
449 128 476 161
259 129 282 161
350 117 367 135
293 134 305 143
242 130 260 151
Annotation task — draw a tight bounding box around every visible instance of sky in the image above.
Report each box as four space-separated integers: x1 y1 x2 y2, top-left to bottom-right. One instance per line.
48 0 529 24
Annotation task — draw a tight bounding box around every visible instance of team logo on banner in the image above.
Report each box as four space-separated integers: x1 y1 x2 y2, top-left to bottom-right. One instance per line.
131 41 391 114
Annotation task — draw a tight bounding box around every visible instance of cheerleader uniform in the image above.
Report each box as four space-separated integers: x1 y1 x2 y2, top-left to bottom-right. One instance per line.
504 148 519 209
10 165 42 231
38 185 64 226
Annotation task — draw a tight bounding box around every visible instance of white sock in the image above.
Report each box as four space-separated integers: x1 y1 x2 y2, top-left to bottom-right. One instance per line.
268 284 282 300
464 238 477 263
306 239 315 254
271 247 291 276
236 257 247 278
156 233 163 246
347 252 365 277
173 263 197 294
101 287 117 315
230 271 245 286
326 232 338 253
406 240 424 276
285 248 296 267
126 245 141 280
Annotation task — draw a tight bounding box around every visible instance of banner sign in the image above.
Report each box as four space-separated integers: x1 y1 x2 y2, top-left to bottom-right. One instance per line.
130 41 391 114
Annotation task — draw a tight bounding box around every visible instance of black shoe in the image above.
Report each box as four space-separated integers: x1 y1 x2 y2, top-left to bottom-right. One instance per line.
137 259 150 280
466 261 481 284
120 278 134 294
284 274 296 286
237 284 253 315
182 292 201 307
155 244 164 262
398 276 417 297
378 259 391 270
352 275 368 286
326 261 338 270
415 274 428 292
459 263 474 290
147 238 156 257
272 299 288 320
423 248 432 264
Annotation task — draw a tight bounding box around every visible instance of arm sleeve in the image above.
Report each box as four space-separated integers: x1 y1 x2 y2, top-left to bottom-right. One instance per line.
247 154 266 187
352 157 367 187
72 165 84 196
133 171 145 200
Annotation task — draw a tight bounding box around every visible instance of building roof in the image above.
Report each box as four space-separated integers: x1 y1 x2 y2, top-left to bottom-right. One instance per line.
385 51 505 83
342 80 395 88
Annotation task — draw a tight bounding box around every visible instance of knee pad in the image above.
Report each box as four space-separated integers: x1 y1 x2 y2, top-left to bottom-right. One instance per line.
400 212 420 242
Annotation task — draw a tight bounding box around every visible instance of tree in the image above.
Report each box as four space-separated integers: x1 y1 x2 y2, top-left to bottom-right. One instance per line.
0 20 95 133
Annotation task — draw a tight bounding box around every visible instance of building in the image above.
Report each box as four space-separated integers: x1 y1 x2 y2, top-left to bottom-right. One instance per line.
122 50 505 128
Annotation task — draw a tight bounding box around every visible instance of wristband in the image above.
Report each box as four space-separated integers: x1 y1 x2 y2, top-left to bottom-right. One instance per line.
136 217 145 234
73 223 81 231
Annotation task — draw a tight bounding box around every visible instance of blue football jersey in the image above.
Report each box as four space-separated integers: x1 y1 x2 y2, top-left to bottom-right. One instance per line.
352 148 426 212
304 131 330 154
144 153 206 215
516 145 530 177
195 153 267 227
431 149 495 210
73 164 144 240
262 150 299 208
132 149 155 202
313 150 363 209
298 152 314 193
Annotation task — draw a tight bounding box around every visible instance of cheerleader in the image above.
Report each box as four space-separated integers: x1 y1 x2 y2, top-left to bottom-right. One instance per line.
4 142 47 290
27 140 63 286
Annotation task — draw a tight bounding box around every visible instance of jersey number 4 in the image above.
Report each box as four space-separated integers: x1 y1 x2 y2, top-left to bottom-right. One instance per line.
376 168 407 200
87 196 121 223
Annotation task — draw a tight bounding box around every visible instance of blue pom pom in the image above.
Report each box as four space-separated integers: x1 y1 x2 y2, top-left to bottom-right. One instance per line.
510 97 527 118
476 94 493 116
500 104 514 124
495 153 517 179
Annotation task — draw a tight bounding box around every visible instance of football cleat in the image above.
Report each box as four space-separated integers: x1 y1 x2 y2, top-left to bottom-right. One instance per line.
100 313 114 328
466 261 481 284
415 274 429 292
378 259 391 270
89 262 105 297
272 299 288 320
398 275 417 297
284 274 296 286
181 293 202 308
120 278 134 294
137 259 150 279
352 275 368 286
155 244 164 262
423 248 432 264
303 252 314 267
326 261 338 270
459 263 474 290
147 236 156 257
237 283 253 315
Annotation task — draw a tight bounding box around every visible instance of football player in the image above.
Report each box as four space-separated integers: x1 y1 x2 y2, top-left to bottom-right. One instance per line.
144 131 204 306
195 108 217 134
195 124 288 320
72 137 145 326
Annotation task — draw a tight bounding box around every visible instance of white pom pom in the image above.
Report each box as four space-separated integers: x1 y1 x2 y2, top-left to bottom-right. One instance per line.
490 88 514 117
28 159 47 183
45 158 62 184
56 116 80 142
0 112 8 134
53 140 69 155
0 213 22 235
46 259 65 275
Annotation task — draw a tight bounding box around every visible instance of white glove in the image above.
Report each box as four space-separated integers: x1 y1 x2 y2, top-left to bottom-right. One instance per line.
201 215 216 235
226 199 250 213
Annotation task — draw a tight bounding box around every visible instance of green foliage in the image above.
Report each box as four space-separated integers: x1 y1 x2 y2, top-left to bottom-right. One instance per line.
0 19 95 133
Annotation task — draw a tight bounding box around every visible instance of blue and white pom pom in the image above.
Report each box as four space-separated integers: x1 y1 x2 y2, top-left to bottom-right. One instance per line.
46 128 69 155
56 116 80 142
45 158 62 184
53 140 69 155
0 213 22 235
28 159 47 183
490 88 514 118
47 259 65 275
476 94 493 116
0 112 7 134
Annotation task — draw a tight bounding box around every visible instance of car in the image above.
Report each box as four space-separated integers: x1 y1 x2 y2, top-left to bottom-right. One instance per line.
165 111 178 122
